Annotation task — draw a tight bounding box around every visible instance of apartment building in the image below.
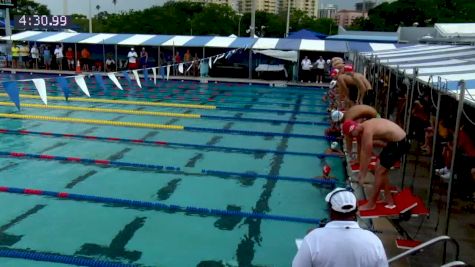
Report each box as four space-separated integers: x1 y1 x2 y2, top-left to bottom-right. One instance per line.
335 10 366 27
318 3 337 19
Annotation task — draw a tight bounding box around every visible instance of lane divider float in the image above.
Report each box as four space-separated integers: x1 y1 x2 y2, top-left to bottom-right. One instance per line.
0 248 136 267
0 151 336 186
0 128 340 158
0 186 323 224
0 113 334 139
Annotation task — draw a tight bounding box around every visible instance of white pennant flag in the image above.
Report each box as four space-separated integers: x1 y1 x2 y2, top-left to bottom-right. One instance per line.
152 67 157 85
213 53 224 64
209 58 212 69
186 62 193 73
107 73 123 90
32 78 47 105
74 75 90 97
178 63 184 74
166 65 170 80
132 70 142 88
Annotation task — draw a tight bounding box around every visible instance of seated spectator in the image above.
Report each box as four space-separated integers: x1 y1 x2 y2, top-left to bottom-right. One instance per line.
106 56 116 72
293 188 388 267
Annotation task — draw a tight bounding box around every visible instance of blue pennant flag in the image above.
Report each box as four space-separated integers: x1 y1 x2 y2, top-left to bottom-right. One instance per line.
2 81 20 110
121 71 132 85
56 77 70 101
159 66 165 79
94 73 107 93
143 68 149 85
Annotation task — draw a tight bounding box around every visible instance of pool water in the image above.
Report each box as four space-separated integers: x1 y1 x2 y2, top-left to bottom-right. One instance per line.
0 73 345 266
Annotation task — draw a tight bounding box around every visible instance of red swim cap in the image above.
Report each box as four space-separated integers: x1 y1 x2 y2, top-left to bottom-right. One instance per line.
342 120 358 135
344 64 353 72
323 165 331 175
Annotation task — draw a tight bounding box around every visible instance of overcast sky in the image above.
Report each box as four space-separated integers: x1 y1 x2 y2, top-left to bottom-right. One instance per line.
34 0 356 15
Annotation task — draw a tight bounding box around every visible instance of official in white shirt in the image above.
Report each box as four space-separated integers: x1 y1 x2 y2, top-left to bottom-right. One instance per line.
300 56 313 83
292 188 388 267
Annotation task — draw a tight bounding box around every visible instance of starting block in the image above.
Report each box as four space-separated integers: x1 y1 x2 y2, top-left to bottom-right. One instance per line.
351 156 378 173
395 239 422 249
358 188 425 218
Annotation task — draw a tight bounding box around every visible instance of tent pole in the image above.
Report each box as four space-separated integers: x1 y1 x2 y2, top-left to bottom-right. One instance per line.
427 77 442 206
443 80 466 263
248 49 253 81
384 68 392 118
74 43 78 69
114 45 118 71
401 68 418 188
102 40 106 72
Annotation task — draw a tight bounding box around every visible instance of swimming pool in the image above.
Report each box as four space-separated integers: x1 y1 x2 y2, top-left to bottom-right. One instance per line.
0 73 345 266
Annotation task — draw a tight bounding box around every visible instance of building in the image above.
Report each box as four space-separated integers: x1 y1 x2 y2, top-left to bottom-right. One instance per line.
238 0 278 13
279 0 318 17
355 1 376 12
318 4 337 19
335 10 366 27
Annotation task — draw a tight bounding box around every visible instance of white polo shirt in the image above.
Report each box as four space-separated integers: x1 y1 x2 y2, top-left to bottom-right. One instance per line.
301 58 312 70
292 220 388 267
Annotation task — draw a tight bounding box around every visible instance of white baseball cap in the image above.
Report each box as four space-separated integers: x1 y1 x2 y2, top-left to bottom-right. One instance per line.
331 110 344 122
330 141 339 150
325 188 357 213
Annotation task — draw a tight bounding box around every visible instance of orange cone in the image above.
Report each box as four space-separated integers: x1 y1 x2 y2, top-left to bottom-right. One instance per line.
75 60 81 74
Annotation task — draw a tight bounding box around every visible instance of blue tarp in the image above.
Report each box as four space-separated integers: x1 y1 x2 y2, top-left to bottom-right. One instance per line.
287 29 326 40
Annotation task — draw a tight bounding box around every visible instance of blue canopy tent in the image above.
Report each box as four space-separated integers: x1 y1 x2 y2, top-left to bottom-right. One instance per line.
287 29 327 40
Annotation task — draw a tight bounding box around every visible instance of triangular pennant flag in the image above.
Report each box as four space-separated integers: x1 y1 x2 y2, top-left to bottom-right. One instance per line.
2 81 20 110
132 69 142 88
166 65 170 80
213 53 224 64
143 68 149 85
152 67 157 85
107 72 123 90
121 70 132 85
178 63 184 74
56 77 70 100
74 75 91 97
209 58 212 69
31 78 47 105
160 66 165 79
94 73 107 93
186 62 193 73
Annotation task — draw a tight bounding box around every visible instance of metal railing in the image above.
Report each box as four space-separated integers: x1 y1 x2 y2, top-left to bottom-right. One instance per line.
388 236 460 265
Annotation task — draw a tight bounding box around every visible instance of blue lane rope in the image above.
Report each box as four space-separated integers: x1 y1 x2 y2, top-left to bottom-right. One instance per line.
0 129 339 158
184 126 335 140
0 151 339 186
0 249 137 267
0 186 324 225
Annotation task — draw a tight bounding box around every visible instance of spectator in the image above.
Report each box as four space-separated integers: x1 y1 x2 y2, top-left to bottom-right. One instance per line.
30 44 39 69
19 43 30 68
184 49 191 75
174 51 181 75
105 55 116 72
140 47 148 68
192 52 200 77
127 48 138 70
80 47 90 71
43 45 52 70
314 56 325 84
66 47 74 71
54 44 64 71
292 188 388 267
11 43 20 68
300 56 312 83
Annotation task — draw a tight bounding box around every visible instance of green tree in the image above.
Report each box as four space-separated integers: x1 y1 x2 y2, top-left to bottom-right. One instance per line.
10 0 51 16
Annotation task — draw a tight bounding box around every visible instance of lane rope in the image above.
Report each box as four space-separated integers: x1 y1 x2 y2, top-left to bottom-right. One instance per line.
0 93 216 110
0 186 323 224
0 128 340 158
0 102 201 118
0 248 137 267
0 113 334 139
0 113 184 130
0 151 337 186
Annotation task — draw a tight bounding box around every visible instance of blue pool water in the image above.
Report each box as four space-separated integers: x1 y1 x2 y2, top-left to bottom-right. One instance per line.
0 73 345 266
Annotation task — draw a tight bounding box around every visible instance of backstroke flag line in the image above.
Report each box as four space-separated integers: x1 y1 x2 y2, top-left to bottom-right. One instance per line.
2 81 20 110
31 78 47 105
